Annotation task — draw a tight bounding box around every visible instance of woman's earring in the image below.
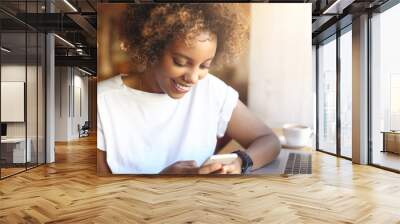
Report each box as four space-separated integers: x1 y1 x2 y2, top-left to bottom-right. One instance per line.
120 42 128 52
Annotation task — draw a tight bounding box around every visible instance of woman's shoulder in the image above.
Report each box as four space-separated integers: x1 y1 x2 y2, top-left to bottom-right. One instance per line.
199 73 238 106
201 73 231 92
98 75 125 96
194 73 236 104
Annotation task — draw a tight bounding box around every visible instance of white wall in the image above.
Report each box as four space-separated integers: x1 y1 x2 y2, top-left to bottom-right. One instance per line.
1 82 25 122
248 4 313 132
55 67 89 141
55 67 69 141
1 65 40 137
72 73 89 138
1 66 26 126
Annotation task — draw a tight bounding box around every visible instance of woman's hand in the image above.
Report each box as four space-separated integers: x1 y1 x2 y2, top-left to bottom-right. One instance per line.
160 160 227 174
160 160 199 174
213 157 242 174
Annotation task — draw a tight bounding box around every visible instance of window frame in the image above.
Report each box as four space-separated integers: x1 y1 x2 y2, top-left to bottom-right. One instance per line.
315 24 353 161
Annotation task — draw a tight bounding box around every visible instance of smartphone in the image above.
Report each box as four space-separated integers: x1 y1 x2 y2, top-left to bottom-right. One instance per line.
202 153 238 166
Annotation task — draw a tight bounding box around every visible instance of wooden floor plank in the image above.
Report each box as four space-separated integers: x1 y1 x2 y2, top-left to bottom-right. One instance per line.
0 135 400 223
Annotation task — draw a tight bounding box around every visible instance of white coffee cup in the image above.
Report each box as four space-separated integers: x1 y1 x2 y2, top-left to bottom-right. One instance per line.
282 123 313 148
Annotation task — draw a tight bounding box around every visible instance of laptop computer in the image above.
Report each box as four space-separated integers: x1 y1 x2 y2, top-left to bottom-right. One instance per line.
250 148 312 175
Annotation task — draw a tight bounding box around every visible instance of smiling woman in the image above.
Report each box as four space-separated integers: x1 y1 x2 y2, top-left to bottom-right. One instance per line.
125 31 218 99
97 3 281 175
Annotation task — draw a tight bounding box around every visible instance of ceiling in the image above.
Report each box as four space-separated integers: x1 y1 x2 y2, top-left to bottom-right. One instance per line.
0 0 393 74
0 0 97 73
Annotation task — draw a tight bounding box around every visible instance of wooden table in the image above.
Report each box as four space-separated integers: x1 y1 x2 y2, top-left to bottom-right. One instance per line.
381 131 400 154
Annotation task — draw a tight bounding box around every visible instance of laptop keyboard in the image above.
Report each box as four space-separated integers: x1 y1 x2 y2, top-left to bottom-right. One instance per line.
284 152 312 175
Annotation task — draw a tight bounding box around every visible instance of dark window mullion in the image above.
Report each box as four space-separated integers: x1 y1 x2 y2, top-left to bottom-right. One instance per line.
25 0 28 171
36 0 39 167
44 0 48 165
316 45 320 150
336 29 341 157
367 11 373 165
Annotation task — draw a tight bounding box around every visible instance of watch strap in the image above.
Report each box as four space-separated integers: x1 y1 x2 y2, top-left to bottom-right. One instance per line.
232 150 253 174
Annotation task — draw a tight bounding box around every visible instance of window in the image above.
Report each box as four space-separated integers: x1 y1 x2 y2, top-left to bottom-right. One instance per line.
370 2 400 171
339 28 352 158
317 36 337 154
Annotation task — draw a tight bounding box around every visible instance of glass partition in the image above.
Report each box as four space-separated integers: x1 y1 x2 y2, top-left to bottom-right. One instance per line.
317 36 337 155
1 30 28 177
0 1 46 179
339 28 352 158
27 30 38 169
38 32 45 165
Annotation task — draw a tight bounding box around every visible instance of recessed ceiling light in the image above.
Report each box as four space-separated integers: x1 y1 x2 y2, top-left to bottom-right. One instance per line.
323 0 355 15
1 47 11 53
77 67 93 76
54 34 75 48
63 0 78 12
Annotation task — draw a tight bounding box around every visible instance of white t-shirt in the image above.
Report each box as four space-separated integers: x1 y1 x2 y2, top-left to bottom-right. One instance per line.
97 74 238 174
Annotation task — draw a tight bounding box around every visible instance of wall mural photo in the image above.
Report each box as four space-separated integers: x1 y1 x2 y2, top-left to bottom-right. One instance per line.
97 3 312 175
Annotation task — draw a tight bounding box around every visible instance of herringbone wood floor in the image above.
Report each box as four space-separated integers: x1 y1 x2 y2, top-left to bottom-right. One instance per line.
1 135 400 224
